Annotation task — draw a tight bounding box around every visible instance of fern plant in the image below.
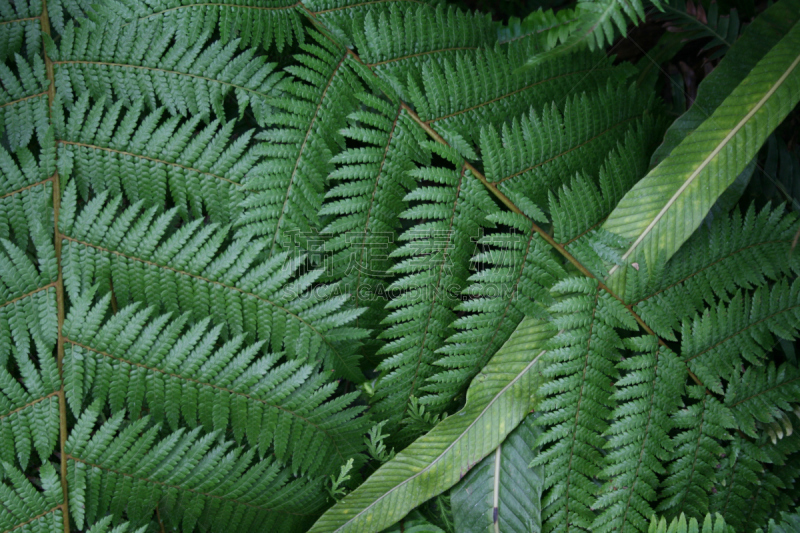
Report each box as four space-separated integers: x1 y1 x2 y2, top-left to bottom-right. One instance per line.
1 0 800 532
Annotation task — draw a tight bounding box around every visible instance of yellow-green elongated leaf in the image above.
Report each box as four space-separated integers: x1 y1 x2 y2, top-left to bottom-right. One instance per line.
308 317 555 533
603 19 800 297
450 414 543 533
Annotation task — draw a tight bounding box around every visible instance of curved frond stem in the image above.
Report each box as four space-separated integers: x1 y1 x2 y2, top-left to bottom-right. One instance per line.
39 0 69 528
306 0 427 15
0 91 46 109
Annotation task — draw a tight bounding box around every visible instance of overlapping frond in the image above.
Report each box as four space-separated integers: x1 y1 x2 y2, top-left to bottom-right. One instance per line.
524 0 656 67
65 407 328 533
373 151 499 436
656 388 736 519
682 280 800 393
533 277 638 532
0 218 57 367
62 289 369 476
0 143 54 252
53 95 255 224
351 4 495 78
0 346 59 474
309 316 554 533
592 338 685 533
422 200 564 412
236 29 362 251
50 18 283 123
551 124 663 246
58 185 369 382
604 19 800 297
709 436 774 530
319 90 430 353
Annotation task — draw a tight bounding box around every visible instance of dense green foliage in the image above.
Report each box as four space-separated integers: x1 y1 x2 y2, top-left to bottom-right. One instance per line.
1 0 800 532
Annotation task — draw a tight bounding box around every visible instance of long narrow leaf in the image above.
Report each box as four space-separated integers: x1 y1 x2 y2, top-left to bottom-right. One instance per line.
604 19 800 297
308 317 555 533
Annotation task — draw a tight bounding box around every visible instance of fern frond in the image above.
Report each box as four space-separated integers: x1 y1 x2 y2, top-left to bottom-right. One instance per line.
682 280 800 393
302 0 440 41
54 94 255 224
647 513 734 533
96 0 304 52
422 202 565 412
0 462 63 532
0 53 48 152
533 277 638 532
626 206 800 339
0 145 54 252
497 7 581 49
0 346 59 474
552 123 663 246
0 0 41 62
480 82 657 206
51 18 283 123
656 387 737 520
524 0 656 67
709 436 773 530
62 289 369 476
319 90 430 353
725 362 800 439
373 156 499 436
65 406 327 532
450 414 544 533
592 337 685 533
0 232 57 368
403 44 632 146
58 184 369 382
235 29 362 251
352 4 495 78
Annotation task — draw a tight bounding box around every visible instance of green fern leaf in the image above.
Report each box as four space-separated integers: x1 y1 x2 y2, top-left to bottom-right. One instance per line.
656 387 737 520
62 288 369 477
65 406 327 532
96 0 304 52
54 94 254 225
533 277 637 532
51 18 283 124
592 337 685 533
58 184 369 382
682 280 800 394
0 0 42 62
373 156 499 436
0 462 63 532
